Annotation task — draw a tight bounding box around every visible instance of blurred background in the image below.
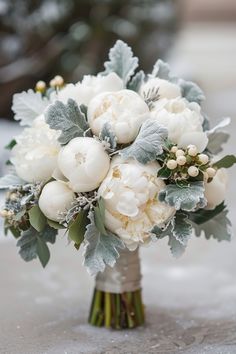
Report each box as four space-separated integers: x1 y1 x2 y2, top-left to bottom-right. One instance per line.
0 1 236 353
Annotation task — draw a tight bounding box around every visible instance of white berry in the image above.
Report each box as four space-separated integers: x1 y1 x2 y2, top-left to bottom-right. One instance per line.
50 79 56 88
35 80 46 92
54 75 64 86
171 146 178 153
198 154 209 165
167 159 177 170
176 149 185 157
176 156 186 166
188 145 198 157
206 167 216 178
188 166 199 177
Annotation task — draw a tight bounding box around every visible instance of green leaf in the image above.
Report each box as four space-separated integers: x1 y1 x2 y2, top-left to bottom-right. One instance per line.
128 70 145 92
157 166 172 179
191 208 232 242
168 235 186 258
179 79 205 104
99 123 117 151
206 117 230 154
68 210 88 247
41 225 57 244
29 205 46 232
188 202 225 225
83 211 125 275
45 99 90 145
12 89 49 126
213 155 236 169
159 181 206 212
36 237 50 268
0 173 25 189
47 219 65 229
120 119 168 164
151 59 171 80
5 139 17 150
102 40 138 84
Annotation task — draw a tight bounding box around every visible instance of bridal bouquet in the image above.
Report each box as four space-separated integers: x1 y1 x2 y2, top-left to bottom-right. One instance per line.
1 41 235 329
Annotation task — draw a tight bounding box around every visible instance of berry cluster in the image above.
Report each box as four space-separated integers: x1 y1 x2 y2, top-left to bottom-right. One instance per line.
163 144 216 182
35 75 64 93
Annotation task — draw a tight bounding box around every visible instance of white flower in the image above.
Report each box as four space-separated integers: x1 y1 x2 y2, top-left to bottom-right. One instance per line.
98 157 175 250
87 89 150 144
52 72 123 106
58 137 110 192
140 77 181 100
11 115 61 183
204 169 228 209
151 97 208 152
39 181 75 221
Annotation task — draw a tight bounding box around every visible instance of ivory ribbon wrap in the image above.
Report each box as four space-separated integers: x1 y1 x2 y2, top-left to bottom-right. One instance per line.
95 248 142 293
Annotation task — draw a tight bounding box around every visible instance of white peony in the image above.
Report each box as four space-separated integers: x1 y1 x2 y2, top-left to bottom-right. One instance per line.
140 77 181 100
151 97 208 152
204 169 228 209
87 89 150 144
52 72 123 106
98 157 175 250
11 115 61 183
39 181 75 221
58 137 110 193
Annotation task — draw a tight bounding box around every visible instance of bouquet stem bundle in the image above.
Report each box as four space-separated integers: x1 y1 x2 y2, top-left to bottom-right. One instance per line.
89 248 145 329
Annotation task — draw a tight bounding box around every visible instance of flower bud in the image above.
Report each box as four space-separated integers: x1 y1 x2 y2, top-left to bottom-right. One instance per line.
54 75 64 87
170 146 178 153
167 159 177 170
198 153 209 165
35 80 46 93
50 79 57 88
176 156 186 166
206 167 216 178
39 181 75 221
188 166 199 177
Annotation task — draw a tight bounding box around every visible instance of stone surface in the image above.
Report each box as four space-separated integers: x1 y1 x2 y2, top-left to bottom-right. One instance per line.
0 22 236 354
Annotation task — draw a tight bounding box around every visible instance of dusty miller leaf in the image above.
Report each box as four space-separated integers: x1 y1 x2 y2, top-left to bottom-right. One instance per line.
173 212 192 246
45 99 90 145
191 209 232 242
83 212 125 275
0 174 25 189
188 202 225 225
128 70 145 92
120 120 168 164
179 79 205 104
206 117 230 154
12 89 49 126
159 181 206 212
151 59 171 80
99 123 117 151
102 40 138 84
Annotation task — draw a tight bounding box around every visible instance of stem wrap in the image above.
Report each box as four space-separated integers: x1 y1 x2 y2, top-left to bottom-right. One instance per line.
95 248 142 293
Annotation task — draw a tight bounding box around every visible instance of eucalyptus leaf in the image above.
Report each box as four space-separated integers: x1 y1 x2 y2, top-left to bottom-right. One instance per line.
213 155 236 169
83 212 125 275
120 119 168 164
157 166 171 179
0 174 25 189
179 79 205 104
29 205 46 232
128 70 145 92
45 99 90 145
12 89 49 126
159 181 206 212
102 40 138 84
47 219 65 230
68 210 88 247
5 139 17 150
207 132 229 155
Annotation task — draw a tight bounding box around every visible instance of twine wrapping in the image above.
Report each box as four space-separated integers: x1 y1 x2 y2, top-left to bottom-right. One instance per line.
95 248 142 293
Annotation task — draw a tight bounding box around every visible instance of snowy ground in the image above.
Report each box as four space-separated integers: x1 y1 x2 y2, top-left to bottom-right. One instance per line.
0 23 236 354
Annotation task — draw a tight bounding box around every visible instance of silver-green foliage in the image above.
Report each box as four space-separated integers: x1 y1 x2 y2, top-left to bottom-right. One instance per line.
102 40 139 85
45 99 90 144
83 211 125 275
120 119 168 164
159 182 206 212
